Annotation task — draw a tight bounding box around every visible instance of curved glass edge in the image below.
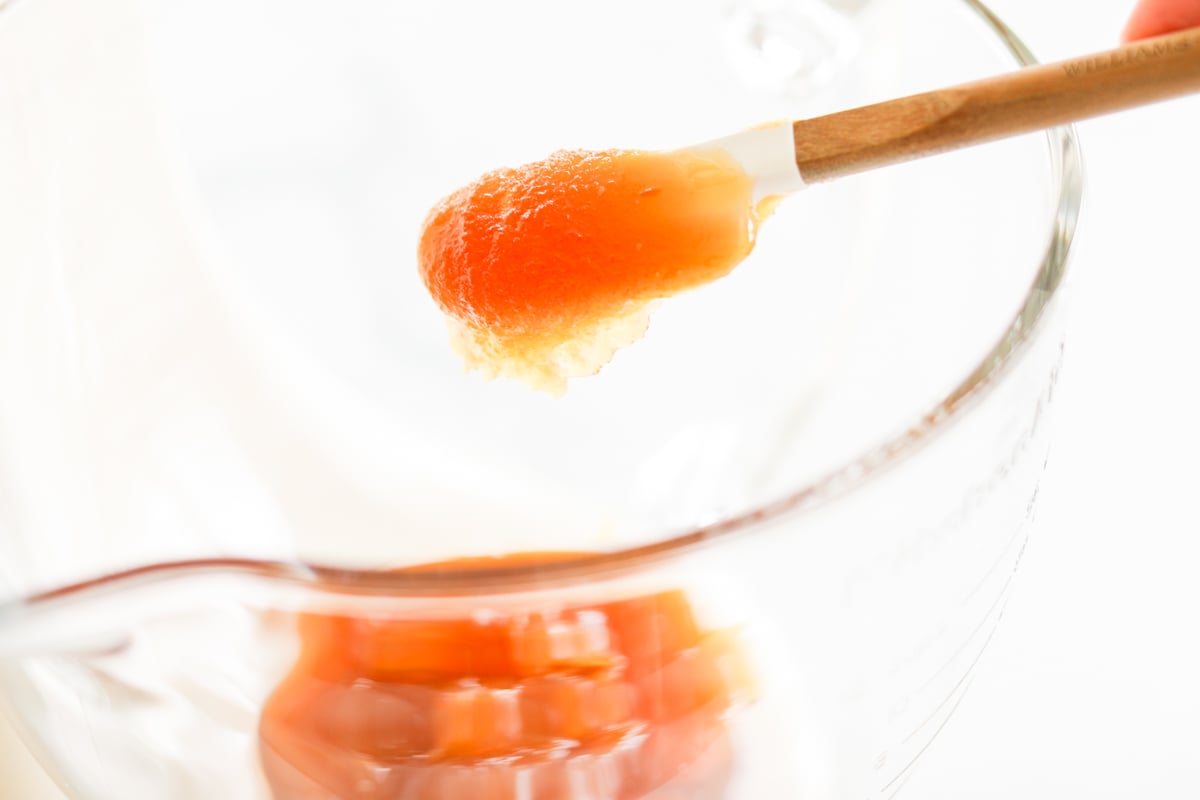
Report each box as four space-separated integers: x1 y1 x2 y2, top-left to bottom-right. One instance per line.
0 0 1082 633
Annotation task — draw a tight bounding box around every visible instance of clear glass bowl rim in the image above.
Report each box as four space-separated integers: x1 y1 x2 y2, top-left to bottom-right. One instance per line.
0 0 1081 607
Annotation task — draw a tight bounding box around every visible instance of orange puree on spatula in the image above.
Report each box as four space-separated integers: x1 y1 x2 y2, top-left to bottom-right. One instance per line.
418 148 760 394
259 554 756 799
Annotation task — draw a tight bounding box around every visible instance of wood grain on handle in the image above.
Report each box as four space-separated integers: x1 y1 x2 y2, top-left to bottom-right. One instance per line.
793 26 1200 183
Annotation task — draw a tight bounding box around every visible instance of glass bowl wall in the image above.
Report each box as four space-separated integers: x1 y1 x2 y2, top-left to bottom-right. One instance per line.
0 0 1078 797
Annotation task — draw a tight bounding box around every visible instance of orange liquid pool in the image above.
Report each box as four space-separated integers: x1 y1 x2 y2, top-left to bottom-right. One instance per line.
259 557 755 799
417 148 759 392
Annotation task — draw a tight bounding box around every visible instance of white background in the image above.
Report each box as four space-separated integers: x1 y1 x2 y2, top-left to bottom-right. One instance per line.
2 0 1198 797
903 0 1200 796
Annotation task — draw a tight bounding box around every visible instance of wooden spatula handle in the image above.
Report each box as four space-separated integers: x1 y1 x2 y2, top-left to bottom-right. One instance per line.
793 26 1200 183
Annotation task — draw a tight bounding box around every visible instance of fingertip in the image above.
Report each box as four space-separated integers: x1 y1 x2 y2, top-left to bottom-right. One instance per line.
1123 0 1200 42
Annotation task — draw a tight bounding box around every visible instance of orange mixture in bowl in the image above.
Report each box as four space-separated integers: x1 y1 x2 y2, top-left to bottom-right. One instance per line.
259 557 755 799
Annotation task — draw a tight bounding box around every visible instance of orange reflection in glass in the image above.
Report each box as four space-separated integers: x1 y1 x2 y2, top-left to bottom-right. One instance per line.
259 557 755 799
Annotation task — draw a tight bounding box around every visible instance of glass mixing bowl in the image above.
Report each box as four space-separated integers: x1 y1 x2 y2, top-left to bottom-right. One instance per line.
0 0 1078 797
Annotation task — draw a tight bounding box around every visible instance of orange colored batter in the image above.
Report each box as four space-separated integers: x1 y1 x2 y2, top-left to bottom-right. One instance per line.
259 556 755 799
418 148 759 393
